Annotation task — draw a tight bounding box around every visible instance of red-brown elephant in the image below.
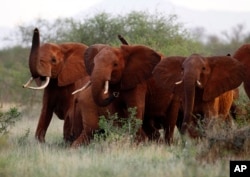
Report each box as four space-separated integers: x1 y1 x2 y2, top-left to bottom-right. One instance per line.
70 44 161 147
23 28 89 143
143 54 245 142
143 56 184 144
233 44 250 99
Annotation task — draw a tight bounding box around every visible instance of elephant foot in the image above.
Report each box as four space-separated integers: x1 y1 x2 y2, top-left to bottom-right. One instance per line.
134 128 148 143
35 132 46 143
35 137 45 143
64 134 76 144
70 132 91 148
147 130 161 142
71 141 82 148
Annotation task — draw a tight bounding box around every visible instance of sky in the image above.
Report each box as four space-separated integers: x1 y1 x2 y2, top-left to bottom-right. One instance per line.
1 0 250 47
172 0 249 12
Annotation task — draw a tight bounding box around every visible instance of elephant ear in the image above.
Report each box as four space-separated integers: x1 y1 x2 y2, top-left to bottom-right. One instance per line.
233 44 250 98
84 44 109 75
58 44 88 87
203 56 245 101
120 45 161 90
153 56 186 93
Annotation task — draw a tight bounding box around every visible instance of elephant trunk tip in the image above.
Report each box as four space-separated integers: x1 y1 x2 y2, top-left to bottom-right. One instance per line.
34 28 39 33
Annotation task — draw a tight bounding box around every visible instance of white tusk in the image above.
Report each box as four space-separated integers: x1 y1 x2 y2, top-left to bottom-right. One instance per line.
23 77 34 88
196 80 202 87
23 76 50 90
72 81 91 95
175 80 183 85
104 80 109 94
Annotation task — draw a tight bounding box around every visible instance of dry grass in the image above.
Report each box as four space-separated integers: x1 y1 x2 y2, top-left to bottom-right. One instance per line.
1 88 250 177
0 111 248 177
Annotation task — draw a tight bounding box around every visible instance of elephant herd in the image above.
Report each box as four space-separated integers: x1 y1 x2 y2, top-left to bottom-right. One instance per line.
23 28 250 148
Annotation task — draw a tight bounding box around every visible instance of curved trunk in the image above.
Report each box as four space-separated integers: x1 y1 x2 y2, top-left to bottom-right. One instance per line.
181 74 196 135
91 71 115 107
29 28 40 78
91 80 115 106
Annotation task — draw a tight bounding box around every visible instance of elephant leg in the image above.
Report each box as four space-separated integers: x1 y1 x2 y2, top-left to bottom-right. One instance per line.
35 104 54 143
218 91 234 122
142 117 161 141
64 100 83 143
71 93 99 148
63 112 73 143
164 97 180 144
71 116 99 148
201 99 219 128
122 84 148 142
244 82 250 99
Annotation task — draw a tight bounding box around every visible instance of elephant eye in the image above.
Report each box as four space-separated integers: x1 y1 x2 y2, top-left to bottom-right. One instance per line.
51 57 57 64
202 67 206 71
113 62 118 67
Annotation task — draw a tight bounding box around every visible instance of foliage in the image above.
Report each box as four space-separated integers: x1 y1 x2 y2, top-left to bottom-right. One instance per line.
198 24 250 55
17 128 30 146
0 107 21 136
9 11 206 56
232 86 250 127
0 46 43 105
8 18 74 46
95 107 142 143
64 11 206 56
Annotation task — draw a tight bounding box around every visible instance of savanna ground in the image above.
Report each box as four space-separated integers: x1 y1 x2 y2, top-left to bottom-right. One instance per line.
0 87 250 177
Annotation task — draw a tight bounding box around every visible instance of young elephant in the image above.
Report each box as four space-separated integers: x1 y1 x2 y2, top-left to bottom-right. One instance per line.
143 54 245 142
70 44 161 147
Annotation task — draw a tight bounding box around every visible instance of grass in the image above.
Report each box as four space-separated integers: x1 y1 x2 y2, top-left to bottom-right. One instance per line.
1 88 250 177
0 125 231 177
0 116 246 177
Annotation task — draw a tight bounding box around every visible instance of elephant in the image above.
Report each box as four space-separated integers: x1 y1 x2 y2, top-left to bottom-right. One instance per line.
23 28 89 143
233 44 250 98
143 54 245 141
70 44 161 147
173 54 245 137
142 56 184 144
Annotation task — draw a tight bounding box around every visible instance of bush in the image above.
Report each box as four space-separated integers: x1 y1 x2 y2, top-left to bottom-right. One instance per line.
0 107 21 136
94 107 142 143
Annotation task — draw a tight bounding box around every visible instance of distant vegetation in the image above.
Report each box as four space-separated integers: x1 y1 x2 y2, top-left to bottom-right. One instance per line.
1 11 250 106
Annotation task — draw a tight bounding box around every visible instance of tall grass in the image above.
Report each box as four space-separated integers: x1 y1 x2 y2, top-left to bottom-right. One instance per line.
1 88 250 177
0 113 247 177
0 117 231 177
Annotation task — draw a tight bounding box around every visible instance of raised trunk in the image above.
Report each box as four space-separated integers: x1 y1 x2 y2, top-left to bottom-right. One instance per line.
29 28 40 78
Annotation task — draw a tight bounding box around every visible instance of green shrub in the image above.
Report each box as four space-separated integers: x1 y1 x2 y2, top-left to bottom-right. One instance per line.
0 107 21 136
94 107 142 143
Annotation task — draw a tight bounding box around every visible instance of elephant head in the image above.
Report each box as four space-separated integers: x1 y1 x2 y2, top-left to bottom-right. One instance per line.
233 44 250 98
83 44 161 106
23 28 88 89
154 54 245 135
